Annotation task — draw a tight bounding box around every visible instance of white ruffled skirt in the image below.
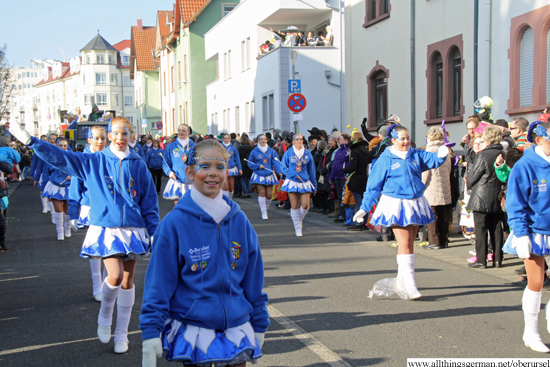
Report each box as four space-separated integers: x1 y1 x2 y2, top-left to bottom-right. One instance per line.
503 231 550 257
281 179 315 193
251 173 278 186
77 205 91 227
80 225 151 260
162 319 262 366
371 194 434 227
42 182 69 200
163 179 190 200
228 167 240 177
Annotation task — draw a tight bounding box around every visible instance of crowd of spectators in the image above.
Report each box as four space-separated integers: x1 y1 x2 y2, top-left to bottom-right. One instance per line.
258 25 334 58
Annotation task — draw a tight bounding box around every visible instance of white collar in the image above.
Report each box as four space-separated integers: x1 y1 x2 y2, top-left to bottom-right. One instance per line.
258 144 268 153
177 138 189 148
222 141 231 148
110 144 130 160
294 146 305 159
146 142 152 147
88 145 96 153
535 146 550 164
389 146 409 160
190 187 231 224
129 141 136 148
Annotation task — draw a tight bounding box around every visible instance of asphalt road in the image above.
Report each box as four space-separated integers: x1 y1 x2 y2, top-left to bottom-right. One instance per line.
1 180 548 366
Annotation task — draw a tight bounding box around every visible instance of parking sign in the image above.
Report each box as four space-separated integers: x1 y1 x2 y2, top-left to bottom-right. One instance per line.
288 79 301 93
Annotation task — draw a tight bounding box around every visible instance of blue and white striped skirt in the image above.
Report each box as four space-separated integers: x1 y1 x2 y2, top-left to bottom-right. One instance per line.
77 205 91 227
281 179 315 193
80 226 151 260
503 232 550 257
251 172 278 186
42 182 69 200
163 179 190 200
162 319 262 366
228 167 240 177
371 195 434 227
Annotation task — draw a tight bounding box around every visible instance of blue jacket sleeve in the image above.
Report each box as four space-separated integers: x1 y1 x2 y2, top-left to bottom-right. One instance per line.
307 153 317 191
41 166 50 192
247 150 261 171
418 148 446 172
162 148 173 177
33 158 44 181
360 156 389 213
506 164 532 238
29 153 38 177
280 151 296 179
29 137 92 181
233 148 242 171
145 150 151 168
137 162 160 237
67 178 83 220
271 149 281 174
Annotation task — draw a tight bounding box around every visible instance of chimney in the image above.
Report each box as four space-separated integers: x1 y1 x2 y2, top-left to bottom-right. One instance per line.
137 18 143 31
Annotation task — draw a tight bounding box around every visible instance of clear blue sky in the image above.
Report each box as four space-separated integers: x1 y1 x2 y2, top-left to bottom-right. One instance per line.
1 0 175 67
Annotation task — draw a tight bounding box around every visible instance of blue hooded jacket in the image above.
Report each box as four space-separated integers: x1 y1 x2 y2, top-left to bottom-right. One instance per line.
280 147 317 190
162 140 196 184
29 137 159 235
145 147 164 170
129 142 145 160
68 146 95 220
360 146 447 213
506 146 550 237
247 146 281 176
0 147 21 165
41 163 72 191
222 143 242 171
139 191 269 341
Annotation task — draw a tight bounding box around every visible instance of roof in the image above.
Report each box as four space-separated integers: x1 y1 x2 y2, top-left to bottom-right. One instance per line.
131 26 157 72
158 10 173 48
80 33 117 52
180 0 209 24
34 66 73 87
113 40 131 51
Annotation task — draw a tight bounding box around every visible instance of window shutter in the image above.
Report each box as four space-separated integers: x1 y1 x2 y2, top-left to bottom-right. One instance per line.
547 29 550 104
520 27 534 108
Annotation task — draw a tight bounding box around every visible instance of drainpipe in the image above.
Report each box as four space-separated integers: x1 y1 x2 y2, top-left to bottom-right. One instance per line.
486 0 492 97
410 0 416 143
474 0 479 100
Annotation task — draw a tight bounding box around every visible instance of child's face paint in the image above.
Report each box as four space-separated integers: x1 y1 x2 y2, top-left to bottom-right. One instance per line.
88 132 106 151
392 132 411 152
109 123 130 151
188 148 227 199
258 136 267 146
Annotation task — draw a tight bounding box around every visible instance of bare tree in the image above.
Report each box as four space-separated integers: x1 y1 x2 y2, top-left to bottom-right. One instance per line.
0 44 14 120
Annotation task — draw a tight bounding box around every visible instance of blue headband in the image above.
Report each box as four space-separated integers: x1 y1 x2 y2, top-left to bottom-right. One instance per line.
535 124 550 141
107 121 112 133
86 128 93 139
527 120 545 143
187 145 196 165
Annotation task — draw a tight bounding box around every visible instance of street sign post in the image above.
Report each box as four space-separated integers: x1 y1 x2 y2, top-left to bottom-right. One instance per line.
288 79 301 93
287 93 307 113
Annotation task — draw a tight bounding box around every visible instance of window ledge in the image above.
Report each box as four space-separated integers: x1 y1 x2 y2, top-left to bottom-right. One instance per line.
424 116 463 125
363 13 390 28
505 105 546 117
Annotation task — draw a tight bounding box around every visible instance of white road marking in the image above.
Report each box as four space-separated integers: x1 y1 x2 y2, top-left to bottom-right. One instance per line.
0 275 39 282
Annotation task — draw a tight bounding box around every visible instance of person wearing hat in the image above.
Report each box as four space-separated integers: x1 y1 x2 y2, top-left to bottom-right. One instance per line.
88 105 103 122
308 127 322 140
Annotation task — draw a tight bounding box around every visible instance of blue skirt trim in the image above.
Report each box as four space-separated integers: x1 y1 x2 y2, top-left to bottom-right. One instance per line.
162 320 262 365
77 205 90 227
163 179 190 200
371 195 434 227
80 225 151 260
42 182 69 200
503 232 550 257
281 179 315 193
251 173 278 186
228 167 240 177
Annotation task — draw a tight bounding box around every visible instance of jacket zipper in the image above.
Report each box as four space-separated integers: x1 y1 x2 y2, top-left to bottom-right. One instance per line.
218 223 228 330
120 159 124 227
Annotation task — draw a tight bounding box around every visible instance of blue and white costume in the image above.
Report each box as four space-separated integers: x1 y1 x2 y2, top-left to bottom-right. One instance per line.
41 164 71 201
140 189 269 366
503 146 550 257
68 145 95 227
360 146 447 228
162 138 195 200
29 136 159 259
129 141 145 160
222 142 242 177
280 146 317 193
248 145 281 186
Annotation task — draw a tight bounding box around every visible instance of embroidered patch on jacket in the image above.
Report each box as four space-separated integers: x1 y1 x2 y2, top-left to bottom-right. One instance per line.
231 242 241 260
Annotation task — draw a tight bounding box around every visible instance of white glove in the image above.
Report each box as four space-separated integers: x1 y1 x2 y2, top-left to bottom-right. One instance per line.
142 338 163 367
255 332 265 348
512 235 532 259
70 219 78 231
7 120 31 144
437 145 449 158
353 209 367 223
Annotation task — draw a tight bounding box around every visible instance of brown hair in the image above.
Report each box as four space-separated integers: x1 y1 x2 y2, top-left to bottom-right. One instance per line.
110 116 132 130
191 139 229 164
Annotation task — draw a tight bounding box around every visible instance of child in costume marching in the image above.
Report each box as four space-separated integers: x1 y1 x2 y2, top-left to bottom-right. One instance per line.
354 125 448 300
280 133 317 236
41 137 72 240
67 126 107 302
503 120 550 353
129 129 145 159
162 124 195 205
140 139 269 367
221 134 242 199
247 134 281 219
9 117 160 355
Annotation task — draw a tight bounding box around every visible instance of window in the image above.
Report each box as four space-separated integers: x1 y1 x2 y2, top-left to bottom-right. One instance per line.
434 53 443 119
235 106 240 133
97 54 105 64
108 54 113 64
227 50 232 79
178 61 181 84
366 63 389 129
171 67 174 91
520 27 534 108
224 52 228 81
123 75 133 86
18 74 21 79
112 94 119 106
451 48 462 116
96 73 107 85
245 102 250 132
163 72 166 95
241 41 246 72
262 93 274 130
222 3 236 17
122 56 130 66
127 116 133 124
250 100 255 133
364 0 391 28
125 95 133 106
96 93 107 106
184 55 188 81
111 73 118 85
86 55 91 64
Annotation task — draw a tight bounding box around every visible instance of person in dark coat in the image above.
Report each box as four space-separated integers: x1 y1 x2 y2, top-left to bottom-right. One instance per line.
466 126 505 268
317 138 337 214
237 136 254 198
343 131 370 231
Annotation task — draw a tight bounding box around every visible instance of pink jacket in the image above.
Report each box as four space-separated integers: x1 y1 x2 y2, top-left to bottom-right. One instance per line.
422 140 452 206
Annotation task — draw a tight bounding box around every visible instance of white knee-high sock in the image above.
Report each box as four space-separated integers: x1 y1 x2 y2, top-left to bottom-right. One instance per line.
524 288 543 340
49 202 55 223
228 191 234 199
114 286 135 343
53 212 64 240
63 213 71 237
98 280 121 327
103 267 108 281
299 207 309 221
258 196 267 219
397 254 421 299
222 190 229 198
90 259 103 297
41 196 49 213
265 198 272 212
291 209 302 237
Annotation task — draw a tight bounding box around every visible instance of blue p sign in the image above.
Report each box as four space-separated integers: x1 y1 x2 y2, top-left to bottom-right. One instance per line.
288 79 301 93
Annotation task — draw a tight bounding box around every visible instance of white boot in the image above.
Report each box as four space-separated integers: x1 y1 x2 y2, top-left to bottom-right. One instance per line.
63 214 71 238
397 254 421 300
41 196 49 213
523 287 550 353
299 206 309 221
97 280 121 344
228 191 234 199
265 198 272 218
114 286 135 354
291 209 302 237
259 196 268 220
53 212 64 240
90 259 103 302
48 202 55 223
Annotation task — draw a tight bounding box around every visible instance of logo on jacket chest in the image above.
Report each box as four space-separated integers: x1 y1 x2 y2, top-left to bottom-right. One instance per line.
231 242 241 270
391 162 401 170
534 179 547 193
189 246 211 271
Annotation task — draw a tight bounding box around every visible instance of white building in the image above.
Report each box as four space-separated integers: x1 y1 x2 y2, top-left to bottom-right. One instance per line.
205 0 343 136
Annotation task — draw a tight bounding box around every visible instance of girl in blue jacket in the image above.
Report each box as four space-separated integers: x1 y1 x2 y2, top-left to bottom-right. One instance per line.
9 117 160 355
162 124 195 204
140 139 269 367
67 126 107 302
221 133 242 199
145 139 164 195
247 134 281 219
354 125 448 300
502 120 550 353
281 133 317 236
41 137 72 240
129 129 145 159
